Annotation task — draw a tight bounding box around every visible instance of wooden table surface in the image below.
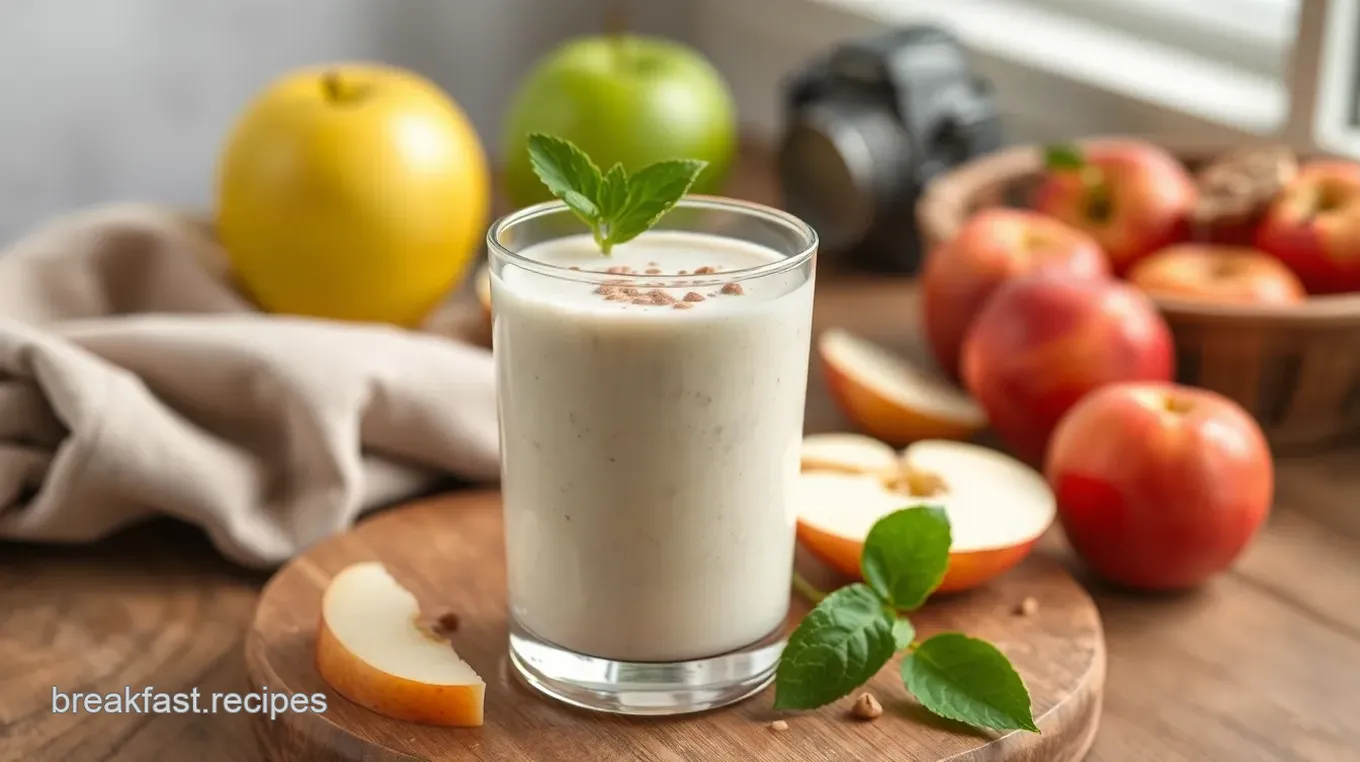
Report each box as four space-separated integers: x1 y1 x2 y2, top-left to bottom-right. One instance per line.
3 154 1359 762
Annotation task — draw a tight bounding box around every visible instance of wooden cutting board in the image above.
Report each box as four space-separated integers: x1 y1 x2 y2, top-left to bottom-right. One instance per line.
246 490 1104 761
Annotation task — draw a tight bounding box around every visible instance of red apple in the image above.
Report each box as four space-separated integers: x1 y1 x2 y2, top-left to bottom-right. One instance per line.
961 274 1175 464
1127 244 1306 306
1255 160 1360 294
1033 141 1197 275
1045 382 1273 590
923 208 1110 378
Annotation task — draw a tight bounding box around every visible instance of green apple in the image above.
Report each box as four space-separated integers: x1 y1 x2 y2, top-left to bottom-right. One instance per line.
501 34 737 207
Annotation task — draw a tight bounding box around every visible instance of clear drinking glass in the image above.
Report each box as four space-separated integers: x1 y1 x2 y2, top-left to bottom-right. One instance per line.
487 196 818 715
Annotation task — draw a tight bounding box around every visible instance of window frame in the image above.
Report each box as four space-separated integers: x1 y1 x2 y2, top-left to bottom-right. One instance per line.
695 0 1360 157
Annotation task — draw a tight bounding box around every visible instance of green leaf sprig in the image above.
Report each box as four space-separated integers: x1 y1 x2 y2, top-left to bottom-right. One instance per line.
526 134 708 255
1043 143 1112 222
775 506 1039 735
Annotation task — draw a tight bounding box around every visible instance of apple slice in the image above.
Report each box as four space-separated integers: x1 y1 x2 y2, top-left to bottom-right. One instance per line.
801 432 900 477
316 562 485 726
473 262 492 322
796 440 1054 594
819 329 986 446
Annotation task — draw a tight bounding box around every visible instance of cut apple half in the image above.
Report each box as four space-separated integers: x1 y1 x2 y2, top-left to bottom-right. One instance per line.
818 328 986 446
473 262 492 323
801 432 901 477
316 562 485 726
796 439 1054 594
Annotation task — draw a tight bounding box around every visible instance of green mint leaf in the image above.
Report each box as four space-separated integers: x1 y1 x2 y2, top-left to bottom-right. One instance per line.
562 190 599 222
773 583 897 710
527 133 602 227
901 633 1039 733
893 618 916 651
1043 143 1085 171
861 506 952 611
598 163 630 220
603 159 708 248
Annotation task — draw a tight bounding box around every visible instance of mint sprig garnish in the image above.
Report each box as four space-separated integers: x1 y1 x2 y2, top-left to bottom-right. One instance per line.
776 506 1038 735
861 504 951 611
526 134 707 255
772 584 896 710
902 634 1040 733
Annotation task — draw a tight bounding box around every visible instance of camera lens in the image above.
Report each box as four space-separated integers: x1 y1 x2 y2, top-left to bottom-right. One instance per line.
779 99 911 254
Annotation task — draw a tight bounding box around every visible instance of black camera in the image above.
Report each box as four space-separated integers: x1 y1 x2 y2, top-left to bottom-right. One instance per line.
778 26 1003 273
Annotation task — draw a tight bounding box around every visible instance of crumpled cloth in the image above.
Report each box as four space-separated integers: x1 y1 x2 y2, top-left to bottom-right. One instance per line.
0 203 499 567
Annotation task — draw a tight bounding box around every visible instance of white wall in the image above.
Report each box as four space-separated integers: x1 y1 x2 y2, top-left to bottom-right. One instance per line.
695 0 1275 148
0 0 693 242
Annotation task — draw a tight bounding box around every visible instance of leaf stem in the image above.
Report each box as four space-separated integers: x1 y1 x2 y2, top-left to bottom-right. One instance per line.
791 571 828 604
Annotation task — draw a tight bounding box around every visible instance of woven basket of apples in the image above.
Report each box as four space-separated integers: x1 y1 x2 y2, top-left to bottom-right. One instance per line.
915 137 1360 452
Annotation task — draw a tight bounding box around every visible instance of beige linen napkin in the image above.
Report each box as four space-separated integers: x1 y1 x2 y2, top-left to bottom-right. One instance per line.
0 203 499 567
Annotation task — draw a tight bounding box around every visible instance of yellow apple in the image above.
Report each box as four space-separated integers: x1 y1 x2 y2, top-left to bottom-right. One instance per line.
218 64 490 327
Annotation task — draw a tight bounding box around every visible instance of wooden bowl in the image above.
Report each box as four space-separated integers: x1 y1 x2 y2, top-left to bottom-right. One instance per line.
917 139 1360 452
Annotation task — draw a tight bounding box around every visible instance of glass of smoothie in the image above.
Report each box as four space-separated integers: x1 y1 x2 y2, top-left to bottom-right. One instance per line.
487 194 817 715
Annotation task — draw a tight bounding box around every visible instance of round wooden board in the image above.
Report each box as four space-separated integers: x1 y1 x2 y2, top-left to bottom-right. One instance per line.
246 490 1105 762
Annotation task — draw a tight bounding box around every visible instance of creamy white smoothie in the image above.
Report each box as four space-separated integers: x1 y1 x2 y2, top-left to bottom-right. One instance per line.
493 229 814 663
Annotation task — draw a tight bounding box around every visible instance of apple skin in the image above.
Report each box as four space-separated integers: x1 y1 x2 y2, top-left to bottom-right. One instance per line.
1045 382 1273 590
923 208 1110 379
316 617 484 726
1255 160 1360 294
501 35 736 208
797 522 1038 594
219 64 490 327
1033 141 1196 275
1127 244 1306 305
961 274 1175 464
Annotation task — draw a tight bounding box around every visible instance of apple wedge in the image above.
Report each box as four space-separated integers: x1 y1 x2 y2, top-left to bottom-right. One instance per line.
801 432 900 477
796 439 1054 594
316 562 485 726
473 262 492 323
819 329 986 446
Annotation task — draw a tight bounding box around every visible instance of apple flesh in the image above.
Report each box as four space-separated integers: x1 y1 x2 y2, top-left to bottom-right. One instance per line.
1033 141 1196 275
923 208 1110 379
501 35 737 208
819 329 986 446
962 274 1175 465
797 439 1055 594
1127 244 1305 305
1255 160 1360 294
1045 383 1273 590
316 562 485 726
801 432 900 477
